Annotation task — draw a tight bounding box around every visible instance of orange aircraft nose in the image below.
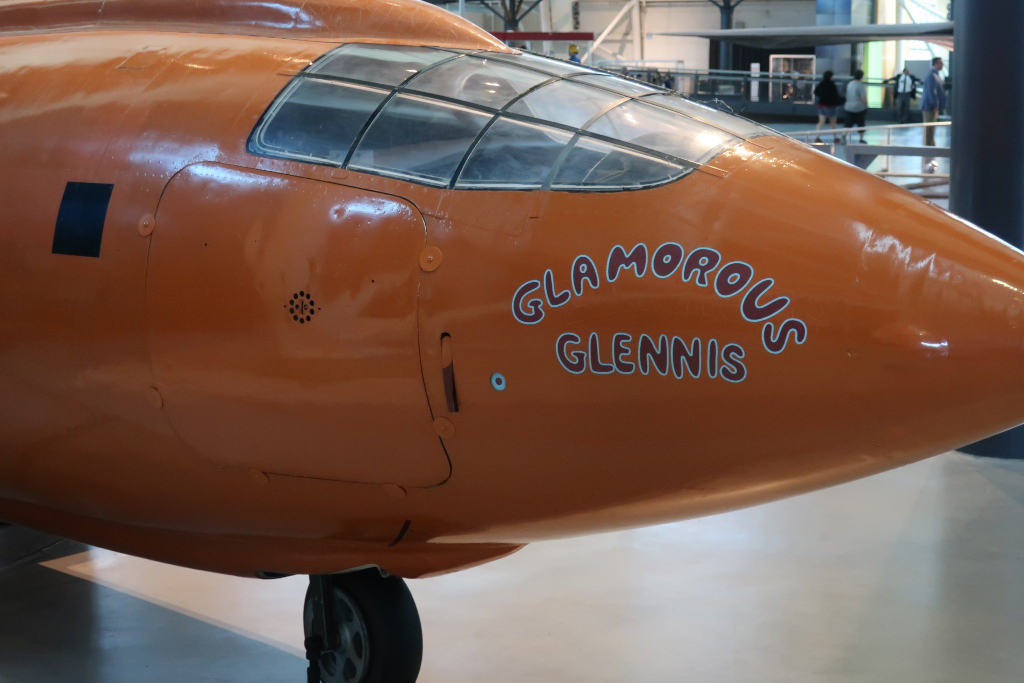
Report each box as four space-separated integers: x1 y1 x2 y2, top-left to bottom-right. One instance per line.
727 137 1024 461
428 136 1024 542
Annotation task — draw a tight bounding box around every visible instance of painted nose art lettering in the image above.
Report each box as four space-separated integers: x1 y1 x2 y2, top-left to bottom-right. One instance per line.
513 242 808 383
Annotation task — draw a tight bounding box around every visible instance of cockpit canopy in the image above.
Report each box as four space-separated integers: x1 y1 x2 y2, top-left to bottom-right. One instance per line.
249 44 771 192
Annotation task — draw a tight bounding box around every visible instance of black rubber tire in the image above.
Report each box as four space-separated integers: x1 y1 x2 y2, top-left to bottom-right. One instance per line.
304 570 423 683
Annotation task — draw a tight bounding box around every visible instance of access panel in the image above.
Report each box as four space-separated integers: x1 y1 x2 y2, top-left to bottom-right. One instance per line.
147 163 449 487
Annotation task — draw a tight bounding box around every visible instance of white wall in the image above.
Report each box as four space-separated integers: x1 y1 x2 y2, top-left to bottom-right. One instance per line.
436 0 817 70
577 0 816 69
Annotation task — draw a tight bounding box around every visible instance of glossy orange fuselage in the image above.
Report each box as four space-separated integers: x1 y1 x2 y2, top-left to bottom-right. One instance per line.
2 0 1023 579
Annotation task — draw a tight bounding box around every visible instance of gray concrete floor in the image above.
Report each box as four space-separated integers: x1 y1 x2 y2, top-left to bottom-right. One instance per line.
1 451 1023 683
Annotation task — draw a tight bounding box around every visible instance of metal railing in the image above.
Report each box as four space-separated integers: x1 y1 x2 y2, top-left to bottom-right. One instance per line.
786 121 952 146
592 65 948 110
784 121 952 181
875 172 951 179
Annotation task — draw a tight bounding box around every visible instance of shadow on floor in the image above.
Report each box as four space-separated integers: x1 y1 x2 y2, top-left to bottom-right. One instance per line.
0 526 303 683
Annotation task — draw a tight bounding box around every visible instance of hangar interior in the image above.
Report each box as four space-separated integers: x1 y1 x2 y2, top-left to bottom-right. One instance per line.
4 0 1024 682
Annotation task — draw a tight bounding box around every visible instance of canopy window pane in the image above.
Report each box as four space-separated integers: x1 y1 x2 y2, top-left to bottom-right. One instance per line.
349 94 491 185
643 94 771 140
256 79 389 164
248 46 747 191
506 80 625 130
456 118 573 189
588 100 740 165
552 137 686 190
311 44 452 86
405 57 551 109
570 73 659 97
488 51 594 76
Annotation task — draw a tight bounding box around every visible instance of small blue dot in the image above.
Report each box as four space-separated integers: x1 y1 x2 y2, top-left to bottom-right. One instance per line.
490 373 506 391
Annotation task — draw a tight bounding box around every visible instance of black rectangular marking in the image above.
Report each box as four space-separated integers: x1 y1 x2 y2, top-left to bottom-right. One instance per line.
51 182 114 258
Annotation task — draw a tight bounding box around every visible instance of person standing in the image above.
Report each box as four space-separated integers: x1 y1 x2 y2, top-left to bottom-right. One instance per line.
845 69 869 143
887 67 920 123
921 56 947 172
813 70 842 143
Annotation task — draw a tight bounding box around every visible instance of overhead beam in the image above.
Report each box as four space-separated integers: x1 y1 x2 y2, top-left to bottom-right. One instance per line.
583 0 639 64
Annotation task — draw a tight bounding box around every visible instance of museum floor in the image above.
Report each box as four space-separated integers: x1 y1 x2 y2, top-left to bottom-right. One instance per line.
2 451 1023 683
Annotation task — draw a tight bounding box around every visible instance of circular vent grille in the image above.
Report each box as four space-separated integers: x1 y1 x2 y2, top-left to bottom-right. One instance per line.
287 291 321 324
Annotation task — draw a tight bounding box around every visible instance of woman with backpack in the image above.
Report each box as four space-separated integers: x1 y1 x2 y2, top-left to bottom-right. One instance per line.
814 70 842 143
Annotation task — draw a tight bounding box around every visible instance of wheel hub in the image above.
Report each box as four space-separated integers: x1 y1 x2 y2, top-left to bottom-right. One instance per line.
319 588 370 683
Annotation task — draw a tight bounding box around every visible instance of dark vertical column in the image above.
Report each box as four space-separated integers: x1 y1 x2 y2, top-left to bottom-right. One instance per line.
951 0 1024 460
816 0 853 75
707 0 745 71
719 0 734 71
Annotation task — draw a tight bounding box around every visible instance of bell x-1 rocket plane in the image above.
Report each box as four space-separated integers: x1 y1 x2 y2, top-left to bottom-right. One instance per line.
0 0 1020 681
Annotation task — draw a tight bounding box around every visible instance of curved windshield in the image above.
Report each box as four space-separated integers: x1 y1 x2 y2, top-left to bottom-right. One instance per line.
553 137 687 190
507 80 624 129
459 119 574 189
570 73 660 97
587 100 738 165
255 79 389 163
640 93 771 141
310 44 454 85
250 45 770 191
350 95 491 185
405 56 552 108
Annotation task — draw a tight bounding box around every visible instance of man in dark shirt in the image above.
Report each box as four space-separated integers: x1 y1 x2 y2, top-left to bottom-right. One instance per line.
886 66 921 123
921 56 947 172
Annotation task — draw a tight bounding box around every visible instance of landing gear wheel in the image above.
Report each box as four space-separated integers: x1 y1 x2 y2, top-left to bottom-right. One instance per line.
303 570 423 683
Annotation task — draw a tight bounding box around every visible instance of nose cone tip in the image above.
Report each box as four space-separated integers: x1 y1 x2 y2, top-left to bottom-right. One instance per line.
759 138 1024 453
